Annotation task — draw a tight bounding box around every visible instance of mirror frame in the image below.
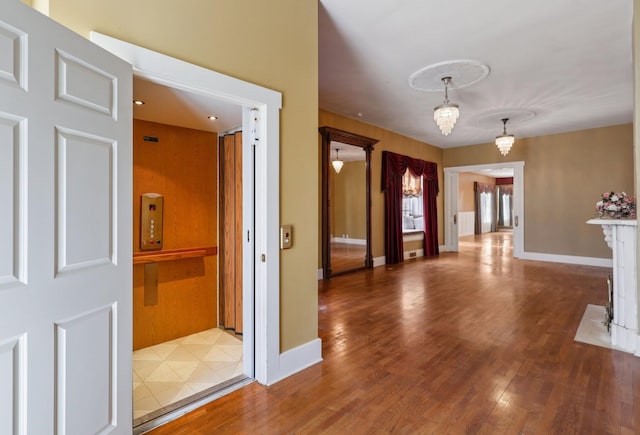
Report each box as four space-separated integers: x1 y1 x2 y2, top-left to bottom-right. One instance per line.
319 126 378 278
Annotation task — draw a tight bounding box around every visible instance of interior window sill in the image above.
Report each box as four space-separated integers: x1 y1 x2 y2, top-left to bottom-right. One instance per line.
402 229 424 235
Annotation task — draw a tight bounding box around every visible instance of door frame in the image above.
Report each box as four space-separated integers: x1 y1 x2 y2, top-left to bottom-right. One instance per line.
443 161 525 257
90 32 282 385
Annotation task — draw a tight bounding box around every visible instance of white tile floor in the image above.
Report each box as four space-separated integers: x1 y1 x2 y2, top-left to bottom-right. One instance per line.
133 328 243 421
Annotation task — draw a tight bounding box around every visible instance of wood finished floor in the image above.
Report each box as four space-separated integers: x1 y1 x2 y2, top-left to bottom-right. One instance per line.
147 232 640 434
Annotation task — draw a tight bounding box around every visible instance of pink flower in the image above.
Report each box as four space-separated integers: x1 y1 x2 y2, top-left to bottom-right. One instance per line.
597 191 636 219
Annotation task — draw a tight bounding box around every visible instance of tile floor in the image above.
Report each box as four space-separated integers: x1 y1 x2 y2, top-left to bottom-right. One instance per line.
133 328 243 422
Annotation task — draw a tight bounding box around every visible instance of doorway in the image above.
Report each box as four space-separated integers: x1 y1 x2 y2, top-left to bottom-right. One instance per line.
443 161 524 257
90 32 283 431
130 116 246 427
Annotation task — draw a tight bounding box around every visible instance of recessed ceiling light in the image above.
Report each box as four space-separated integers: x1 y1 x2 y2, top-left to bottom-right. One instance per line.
133 100 145 105
208 115 218 121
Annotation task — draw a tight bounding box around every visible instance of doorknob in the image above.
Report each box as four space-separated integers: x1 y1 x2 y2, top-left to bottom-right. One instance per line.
515 216 519 227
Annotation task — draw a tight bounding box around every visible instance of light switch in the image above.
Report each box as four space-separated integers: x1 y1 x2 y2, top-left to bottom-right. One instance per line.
280 225 292 249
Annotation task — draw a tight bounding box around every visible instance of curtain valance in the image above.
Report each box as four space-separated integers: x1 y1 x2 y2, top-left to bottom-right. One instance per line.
474 182 496 194
499 186 513 196
382 151 438 191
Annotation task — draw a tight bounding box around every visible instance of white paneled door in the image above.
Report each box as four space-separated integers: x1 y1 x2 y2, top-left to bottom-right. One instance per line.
0 1 132 434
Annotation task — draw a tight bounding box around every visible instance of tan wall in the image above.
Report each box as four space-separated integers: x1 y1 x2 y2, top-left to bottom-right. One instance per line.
332 161 366 240
319 110 444 261
444 124 634 258
43 0 319 352
458 173 496 212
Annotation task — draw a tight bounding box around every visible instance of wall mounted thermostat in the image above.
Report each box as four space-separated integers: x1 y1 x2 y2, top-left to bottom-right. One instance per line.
141 193 164 251
280 225 292 249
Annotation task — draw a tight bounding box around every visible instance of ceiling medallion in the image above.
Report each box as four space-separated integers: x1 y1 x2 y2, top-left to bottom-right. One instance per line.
409 60 490 92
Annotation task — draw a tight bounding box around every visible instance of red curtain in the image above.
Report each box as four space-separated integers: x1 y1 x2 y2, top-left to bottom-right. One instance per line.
382 151 439 264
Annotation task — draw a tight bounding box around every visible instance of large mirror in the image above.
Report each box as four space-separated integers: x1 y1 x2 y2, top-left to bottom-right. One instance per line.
320 127 378 278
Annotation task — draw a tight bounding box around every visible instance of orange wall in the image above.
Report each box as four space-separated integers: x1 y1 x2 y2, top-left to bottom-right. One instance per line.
133 119 218 349
458 173 496 212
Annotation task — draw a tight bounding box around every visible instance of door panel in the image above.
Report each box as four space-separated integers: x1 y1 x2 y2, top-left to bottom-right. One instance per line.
0 114 25 286
234 132 243 334
0 2 132 433
222 134 236 328
55 49 117 117
219 132 243 333
0 334 25 435
55 304 115 434
56 128 115 272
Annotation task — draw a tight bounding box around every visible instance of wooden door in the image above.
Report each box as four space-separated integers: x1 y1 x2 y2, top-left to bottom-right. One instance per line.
219 131 243 333
0 1 132 433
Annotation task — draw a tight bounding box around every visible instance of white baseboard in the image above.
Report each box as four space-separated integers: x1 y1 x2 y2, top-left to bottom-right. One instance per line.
353 249 609 268
269 338 322 386
373 256 386 267
331 237 366 245
519 251 612 268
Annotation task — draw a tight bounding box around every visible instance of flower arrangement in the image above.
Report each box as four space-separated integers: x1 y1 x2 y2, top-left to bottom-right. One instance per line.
596 191 636 219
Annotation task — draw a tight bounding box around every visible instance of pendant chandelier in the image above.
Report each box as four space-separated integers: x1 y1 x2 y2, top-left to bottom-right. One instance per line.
495 118 515 156
433 76 459 136
332 149 344 174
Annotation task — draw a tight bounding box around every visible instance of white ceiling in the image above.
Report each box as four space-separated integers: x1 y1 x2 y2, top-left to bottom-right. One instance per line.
133 1 633 151
319 0 634 148
133 76 242 134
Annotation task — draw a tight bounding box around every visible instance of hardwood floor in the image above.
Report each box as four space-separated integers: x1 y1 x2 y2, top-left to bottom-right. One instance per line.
147 232 640 434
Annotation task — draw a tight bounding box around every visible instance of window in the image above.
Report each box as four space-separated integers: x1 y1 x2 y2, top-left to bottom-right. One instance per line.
480 191 493 233
402 171 423 232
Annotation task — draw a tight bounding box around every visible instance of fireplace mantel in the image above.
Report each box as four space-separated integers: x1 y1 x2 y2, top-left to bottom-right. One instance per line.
587 218 639 356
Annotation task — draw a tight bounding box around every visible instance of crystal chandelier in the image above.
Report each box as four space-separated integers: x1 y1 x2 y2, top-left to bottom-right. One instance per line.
495 118 515 156
332 149 344 174
433 77 459 136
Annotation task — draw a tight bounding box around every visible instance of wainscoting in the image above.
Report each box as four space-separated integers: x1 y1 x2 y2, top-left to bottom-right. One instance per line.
458 211 475 237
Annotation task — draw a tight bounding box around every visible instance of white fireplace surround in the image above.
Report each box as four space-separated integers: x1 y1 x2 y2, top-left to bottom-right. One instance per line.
587 219 640 356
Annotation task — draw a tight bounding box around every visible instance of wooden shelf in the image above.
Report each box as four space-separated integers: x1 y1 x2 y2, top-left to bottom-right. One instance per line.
133 246 217 265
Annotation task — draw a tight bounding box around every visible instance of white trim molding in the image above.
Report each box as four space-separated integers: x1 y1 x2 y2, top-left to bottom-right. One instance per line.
270 338 323 385
331 237 366 245
519 251 612 268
